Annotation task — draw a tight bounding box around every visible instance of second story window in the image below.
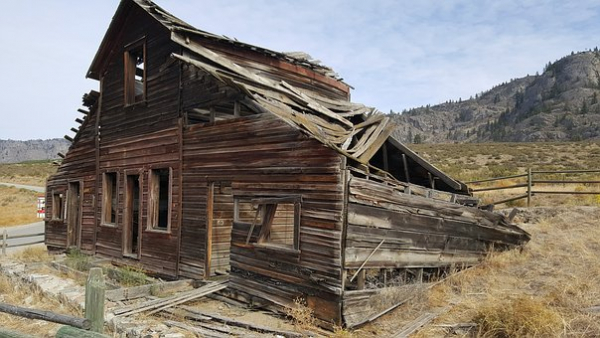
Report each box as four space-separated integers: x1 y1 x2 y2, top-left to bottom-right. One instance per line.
124 40 146 105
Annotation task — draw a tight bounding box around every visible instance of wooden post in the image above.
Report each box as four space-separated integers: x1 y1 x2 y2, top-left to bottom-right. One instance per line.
356 270 366 290
2 229 7 256
402 154 410 183
234 101 241 117
527 168 532 207
85 268 105 333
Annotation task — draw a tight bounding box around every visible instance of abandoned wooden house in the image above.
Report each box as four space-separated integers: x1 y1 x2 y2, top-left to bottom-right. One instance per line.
45 0 530 328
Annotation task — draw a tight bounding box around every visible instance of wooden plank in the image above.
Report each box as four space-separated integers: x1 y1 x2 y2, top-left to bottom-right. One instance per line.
178 305 304 338
112 280 227 316
164 320 230 338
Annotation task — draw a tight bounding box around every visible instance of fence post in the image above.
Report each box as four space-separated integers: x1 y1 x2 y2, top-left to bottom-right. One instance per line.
527 168 532 207
2 229 7 256
85 268 105 333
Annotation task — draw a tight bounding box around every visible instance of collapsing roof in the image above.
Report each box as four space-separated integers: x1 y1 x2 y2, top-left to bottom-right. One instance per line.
88 0 468 195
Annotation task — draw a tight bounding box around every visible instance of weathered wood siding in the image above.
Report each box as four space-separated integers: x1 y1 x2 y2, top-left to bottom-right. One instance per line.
98 5 181 142
209 183 233 276
46 105 98 252
91 6 182 276
180 112 345 325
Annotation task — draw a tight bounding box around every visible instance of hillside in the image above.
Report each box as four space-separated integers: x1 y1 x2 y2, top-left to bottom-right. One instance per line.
0 139 69 164
391 49 600 143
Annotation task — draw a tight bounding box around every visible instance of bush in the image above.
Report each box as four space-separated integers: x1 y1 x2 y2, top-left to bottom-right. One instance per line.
473 296 563 337
112 265 148 287
64 248 93 272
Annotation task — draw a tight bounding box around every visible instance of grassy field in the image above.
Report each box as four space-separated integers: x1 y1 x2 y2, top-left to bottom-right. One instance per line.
412 141 600 208
0 186 41 227
0 160 57 186
411 141 600 182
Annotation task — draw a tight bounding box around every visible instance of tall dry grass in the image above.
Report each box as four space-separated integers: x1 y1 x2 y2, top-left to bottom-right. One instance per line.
410 207 600 337
0 186 40 226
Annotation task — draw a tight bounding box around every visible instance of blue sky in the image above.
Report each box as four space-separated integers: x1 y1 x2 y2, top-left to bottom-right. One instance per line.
1 0 599 140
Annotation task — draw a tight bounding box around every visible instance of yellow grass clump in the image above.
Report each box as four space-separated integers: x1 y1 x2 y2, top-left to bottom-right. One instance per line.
473 296 563 337
10 245 52 263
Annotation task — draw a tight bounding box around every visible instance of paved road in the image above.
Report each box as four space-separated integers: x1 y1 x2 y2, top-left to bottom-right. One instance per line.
2 222 45 254
0 182 45 255
0 182 45 193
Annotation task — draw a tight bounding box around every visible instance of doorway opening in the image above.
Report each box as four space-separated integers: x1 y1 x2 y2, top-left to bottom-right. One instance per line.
124 174 141 257
66 181 81 248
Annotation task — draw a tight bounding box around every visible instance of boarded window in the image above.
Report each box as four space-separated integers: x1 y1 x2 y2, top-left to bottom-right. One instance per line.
235 196 301 251
124 41 146 105
51 192 64 220
102 172 118 225
148 168 171 230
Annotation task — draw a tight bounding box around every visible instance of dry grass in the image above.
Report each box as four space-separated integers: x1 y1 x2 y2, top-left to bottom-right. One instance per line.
10 245 52 263
402 206 600 337
0 185 40 227
285 297 318 333
0 161 57 186
412 141 600 182
0 273 82 336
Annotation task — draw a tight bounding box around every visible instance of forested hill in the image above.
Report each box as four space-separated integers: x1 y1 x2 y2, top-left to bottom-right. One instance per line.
391 49 600 143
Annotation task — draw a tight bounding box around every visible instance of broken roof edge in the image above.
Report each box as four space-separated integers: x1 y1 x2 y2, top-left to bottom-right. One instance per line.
172 49 468 195
86 0 348 85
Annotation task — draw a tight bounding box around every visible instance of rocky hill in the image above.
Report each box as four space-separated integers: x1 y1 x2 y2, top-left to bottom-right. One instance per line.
0 139 69 163
391 49 600 143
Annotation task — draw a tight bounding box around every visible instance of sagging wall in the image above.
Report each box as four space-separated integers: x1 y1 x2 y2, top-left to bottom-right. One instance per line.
180 113 346 325
341 174 527 326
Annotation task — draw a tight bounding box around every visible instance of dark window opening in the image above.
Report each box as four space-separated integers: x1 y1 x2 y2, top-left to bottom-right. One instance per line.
124 42 146 105
102 172 118 225
149 168 171 230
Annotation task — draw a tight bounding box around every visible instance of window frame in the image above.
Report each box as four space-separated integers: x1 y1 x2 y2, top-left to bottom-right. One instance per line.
101 172 119 227
147 167 172 232
124 37 147 106
234 196 301 253
51 190 65 221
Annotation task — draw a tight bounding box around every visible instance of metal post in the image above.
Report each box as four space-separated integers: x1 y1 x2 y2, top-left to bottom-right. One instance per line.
527 168 532 207
2 229 7 256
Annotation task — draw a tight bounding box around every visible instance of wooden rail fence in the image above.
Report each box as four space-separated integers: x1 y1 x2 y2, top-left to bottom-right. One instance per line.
0 268 106 337
466 168 600 207
1 230 45 256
